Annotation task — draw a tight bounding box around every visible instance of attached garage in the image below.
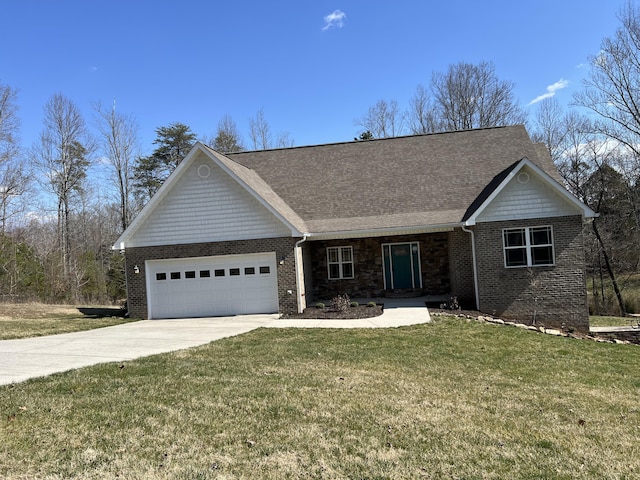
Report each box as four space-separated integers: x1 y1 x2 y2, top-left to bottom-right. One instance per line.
145 252 279 319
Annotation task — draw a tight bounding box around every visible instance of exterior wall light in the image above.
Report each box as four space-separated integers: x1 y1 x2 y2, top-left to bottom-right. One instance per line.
134 265 140 274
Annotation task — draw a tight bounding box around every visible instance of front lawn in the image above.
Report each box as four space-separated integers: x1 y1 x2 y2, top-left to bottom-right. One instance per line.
2 316 639 478
0 303 136 340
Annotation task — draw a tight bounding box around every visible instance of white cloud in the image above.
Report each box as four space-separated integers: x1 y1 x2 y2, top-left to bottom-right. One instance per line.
528 78 569 105
322 10 346 31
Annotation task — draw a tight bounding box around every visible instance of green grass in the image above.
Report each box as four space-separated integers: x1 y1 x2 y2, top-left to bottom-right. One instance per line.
590 315 640 328
0 304 137 340
2 316 640 479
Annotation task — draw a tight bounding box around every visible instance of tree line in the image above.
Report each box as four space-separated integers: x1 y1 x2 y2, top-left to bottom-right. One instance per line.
0 4 639 314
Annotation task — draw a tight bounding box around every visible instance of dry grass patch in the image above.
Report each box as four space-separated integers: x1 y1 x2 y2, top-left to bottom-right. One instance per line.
0 303 136 339
1 316 640 478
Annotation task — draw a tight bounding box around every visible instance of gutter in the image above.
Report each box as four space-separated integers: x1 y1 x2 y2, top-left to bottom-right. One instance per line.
294 234 309 313
461 225 480 310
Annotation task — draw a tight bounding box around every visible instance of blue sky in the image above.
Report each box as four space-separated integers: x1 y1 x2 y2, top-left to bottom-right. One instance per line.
0 0 625 154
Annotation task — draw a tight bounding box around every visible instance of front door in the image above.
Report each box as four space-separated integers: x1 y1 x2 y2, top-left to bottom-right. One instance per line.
382 242 422 290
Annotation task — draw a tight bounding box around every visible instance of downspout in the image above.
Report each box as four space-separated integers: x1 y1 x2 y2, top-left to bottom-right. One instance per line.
461 225 480 311
294 234 309 313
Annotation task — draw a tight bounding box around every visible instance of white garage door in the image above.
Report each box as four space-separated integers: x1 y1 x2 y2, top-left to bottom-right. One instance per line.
146 252 278 319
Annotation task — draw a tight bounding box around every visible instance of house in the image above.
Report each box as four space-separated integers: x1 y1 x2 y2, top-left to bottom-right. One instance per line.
113 125 596 332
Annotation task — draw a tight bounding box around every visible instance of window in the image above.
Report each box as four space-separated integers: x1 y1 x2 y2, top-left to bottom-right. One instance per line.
170 272 181 280
245 267 255 275
503 226 554 268
230 268 240 276
327 246 354 279
156 273 167 281
185 271 196 279
214 269 225 277
259 266 270 274
200 270 211 278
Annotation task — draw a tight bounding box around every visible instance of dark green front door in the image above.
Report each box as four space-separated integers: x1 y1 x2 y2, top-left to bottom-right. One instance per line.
391 244 413 289
383 242 421 289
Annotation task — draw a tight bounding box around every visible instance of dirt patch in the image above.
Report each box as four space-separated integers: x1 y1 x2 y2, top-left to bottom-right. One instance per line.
283 304 384 319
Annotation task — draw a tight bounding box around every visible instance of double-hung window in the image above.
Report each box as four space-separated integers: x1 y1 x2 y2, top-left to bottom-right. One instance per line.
503 226 554 268
327 246 354 279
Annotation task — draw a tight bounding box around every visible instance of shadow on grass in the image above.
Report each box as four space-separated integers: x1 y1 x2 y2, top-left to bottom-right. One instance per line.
77 307 126 318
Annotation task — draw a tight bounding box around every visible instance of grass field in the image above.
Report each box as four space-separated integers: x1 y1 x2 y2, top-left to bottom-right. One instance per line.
0 303 136 340
1 316 639 479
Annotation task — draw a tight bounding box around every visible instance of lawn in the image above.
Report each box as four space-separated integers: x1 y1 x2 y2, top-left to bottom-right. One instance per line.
1 316 639 479
590 315 640 328
0 303 136 340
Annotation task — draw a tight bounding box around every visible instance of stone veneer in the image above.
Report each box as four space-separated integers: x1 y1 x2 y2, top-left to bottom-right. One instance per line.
307 233 450 301
124 237 298 319
473 215 589 332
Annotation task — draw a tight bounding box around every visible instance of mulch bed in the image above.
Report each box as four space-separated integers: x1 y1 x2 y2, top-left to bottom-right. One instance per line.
282 304 384 319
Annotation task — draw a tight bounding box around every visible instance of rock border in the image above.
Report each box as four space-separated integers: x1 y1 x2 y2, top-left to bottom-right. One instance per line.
431 311 636 346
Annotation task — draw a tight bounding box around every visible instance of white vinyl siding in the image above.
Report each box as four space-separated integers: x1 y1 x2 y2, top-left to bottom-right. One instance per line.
503 226 555 268
477 167 577 223
128 155 290 247
327 246 354 280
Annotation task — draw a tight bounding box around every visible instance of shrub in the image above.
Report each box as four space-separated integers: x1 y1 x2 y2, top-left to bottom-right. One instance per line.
331 294 350 313
316 302 325 309
367 301 376 308
350 301 359 308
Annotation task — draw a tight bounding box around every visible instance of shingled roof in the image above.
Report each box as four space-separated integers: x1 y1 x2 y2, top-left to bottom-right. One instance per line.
223 125 560 234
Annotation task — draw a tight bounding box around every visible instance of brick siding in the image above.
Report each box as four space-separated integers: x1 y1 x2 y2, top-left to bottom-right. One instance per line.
448 229 476 308
124 237 299 319
307 233 450 300
473 215 589 332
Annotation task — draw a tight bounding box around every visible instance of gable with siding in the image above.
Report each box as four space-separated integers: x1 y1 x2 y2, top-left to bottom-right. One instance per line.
475 164 581 223
126 151 291 248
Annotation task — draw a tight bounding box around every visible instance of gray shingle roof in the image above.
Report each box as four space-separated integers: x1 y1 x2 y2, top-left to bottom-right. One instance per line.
225 125 558 233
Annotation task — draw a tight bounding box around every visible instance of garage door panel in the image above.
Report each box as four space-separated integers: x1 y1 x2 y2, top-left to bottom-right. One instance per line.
146 252 278 319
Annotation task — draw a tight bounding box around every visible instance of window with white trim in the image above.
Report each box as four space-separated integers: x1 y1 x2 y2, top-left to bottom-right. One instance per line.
503 226 554 268
327 246 354 279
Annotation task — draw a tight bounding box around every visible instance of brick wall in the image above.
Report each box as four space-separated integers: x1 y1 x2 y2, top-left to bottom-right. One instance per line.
307 233 450 300
124 237 299 319
474 215 589 332
448 229 476 308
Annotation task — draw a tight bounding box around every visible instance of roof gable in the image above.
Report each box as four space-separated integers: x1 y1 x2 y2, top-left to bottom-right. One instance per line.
465 158 597 225
113 144 304 249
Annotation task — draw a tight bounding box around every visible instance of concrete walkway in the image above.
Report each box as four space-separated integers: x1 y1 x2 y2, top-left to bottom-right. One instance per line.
0 298 430 386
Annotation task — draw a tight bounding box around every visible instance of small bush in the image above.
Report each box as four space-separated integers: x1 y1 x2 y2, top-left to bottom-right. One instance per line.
367 301 376 308
316 302 325 309
331 294 350 313
350 301 359 308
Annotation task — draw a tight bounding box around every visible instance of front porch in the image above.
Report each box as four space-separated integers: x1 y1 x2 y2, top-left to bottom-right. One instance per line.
301 232 460 306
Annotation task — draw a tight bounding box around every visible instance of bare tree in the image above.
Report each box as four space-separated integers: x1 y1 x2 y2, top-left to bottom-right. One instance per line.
430 61 527 131
0 82 29 234
407 85 441 134
355 99 405 138
248 108 294 150
210 114 244 153
574 3 640 159
93 101 140 232
249 108 271 150
32 93 93 286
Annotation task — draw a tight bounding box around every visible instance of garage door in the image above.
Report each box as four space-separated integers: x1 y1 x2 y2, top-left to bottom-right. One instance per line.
146 252 278 319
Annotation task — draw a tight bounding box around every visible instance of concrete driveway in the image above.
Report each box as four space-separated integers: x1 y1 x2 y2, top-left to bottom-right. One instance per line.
0 315 276 386
0 298 430 386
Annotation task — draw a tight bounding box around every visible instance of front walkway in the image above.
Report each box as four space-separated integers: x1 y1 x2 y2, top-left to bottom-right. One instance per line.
264 296 431 328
